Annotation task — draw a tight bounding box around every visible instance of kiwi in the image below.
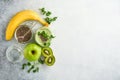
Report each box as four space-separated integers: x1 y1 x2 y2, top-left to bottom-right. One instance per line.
45 56 55 66
42 47 53 57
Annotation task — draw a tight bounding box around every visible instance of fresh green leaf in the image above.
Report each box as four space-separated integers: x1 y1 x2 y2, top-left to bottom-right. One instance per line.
32 67 39 73
40 8 46 15
41 31 49 39
52 17 57 21
39 8 57 24
39 60 44 64
42 11 46 15
44 43 46 46
46 11 52 16
27 62 31 66
22 63 27 70
40 8 45 12
45 17 57 24
38 57 44 64
31 65 34 69
33 69 37 73
45 17 54 24
50 35 55 38
39 31 49 39
27 65 34 73
38 32 41 35
41 31 45 35
45 17 51 24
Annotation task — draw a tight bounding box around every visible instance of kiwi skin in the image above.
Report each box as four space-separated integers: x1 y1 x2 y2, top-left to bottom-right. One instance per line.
45 56 55 66
41 47 56 66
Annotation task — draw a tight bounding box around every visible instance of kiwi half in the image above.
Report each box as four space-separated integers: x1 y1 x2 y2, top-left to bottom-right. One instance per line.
42 47 53 57
45 56 55 66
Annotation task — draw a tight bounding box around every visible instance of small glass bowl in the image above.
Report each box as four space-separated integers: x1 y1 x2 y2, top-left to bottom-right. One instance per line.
14 25 33 44
6 44 24 63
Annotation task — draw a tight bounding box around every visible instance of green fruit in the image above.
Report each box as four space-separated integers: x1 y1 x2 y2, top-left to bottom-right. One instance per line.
42 47 53 57
24 43 41 61
35 27 52 47
45 56 55 66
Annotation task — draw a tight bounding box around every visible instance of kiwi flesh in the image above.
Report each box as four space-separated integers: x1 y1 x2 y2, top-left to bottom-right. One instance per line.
42 47 53 57
45 56 55 66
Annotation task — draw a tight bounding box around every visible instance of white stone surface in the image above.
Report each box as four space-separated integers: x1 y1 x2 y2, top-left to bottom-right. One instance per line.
0 0 120 80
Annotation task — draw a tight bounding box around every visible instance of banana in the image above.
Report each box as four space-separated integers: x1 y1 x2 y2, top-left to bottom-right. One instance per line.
5 10 49 41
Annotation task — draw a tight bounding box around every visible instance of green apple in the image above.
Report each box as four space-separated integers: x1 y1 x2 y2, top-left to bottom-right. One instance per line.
24 43 41 61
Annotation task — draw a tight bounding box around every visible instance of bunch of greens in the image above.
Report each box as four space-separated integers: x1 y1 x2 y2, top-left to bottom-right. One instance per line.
38 31 55 41
39 8 57 24
22 62 39 73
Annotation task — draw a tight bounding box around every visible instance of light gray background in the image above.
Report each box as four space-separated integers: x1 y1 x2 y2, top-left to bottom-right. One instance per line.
0 0 120 80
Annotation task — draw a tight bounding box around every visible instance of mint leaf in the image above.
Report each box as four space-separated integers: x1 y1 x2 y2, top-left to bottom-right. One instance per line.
46 11 52 16
52 17 57 21
27 62 31 66
50 35 55 38
40 8 46 15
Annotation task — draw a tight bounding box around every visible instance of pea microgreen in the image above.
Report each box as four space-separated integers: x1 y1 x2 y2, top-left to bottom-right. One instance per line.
39 8 57 24
22 62 40 73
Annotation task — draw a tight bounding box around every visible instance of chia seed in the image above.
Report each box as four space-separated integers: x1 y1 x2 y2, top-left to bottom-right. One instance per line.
16 25 32 43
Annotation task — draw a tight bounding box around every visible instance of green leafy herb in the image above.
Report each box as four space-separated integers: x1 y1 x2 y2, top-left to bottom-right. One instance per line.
52 17 57 21
44 43 47 46
33 67 39 73
43 11 46 15
38 31 49 39
27 65 34 73
38 58 44 64
45 17 58 24
22 62 40 73
31 65 34 69
39 8 57 24
41 31 48 38
50 35 55 38
27 62 31 66
46 11 51 16
33 69 37 73
44 17 51 24
22 63 27 69
40 31 49 39
40 8 46 15
38 32 41 35
40 8 45 12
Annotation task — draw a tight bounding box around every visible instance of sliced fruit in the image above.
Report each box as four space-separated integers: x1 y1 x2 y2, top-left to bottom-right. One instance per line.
42 47 53 57
45 56 55 66
6 10 49 41
35 27 53 47
24 43 41 61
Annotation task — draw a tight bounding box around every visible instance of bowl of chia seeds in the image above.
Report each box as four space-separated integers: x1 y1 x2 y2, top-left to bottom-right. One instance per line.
15 25 33 43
